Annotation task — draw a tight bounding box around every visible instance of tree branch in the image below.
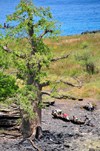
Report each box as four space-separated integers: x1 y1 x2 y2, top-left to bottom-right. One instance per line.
33 22 41 27
38 29 53 39
42 92 83 101
0 45 26 59
51 53 71 62
3 46 12 52
73 75 82 87
40 81 50 88
56 79 82 88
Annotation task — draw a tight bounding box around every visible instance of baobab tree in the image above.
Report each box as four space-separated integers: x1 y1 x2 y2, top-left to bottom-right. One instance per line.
0 0 82 139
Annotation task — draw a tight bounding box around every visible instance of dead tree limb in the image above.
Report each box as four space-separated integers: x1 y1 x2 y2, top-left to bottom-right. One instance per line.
51 53 70 62
56 80 82 88
52 75 82 89
73 76 82 88
42 92 83 101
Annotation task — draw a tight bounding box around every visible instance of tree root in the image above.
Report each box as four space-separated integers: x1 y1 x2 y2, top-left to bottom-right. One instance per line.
28 138 41 151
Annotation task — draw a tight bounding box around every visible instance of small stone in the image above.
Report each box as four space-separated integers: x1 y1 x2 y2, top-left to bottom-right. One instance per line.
64 141 72 148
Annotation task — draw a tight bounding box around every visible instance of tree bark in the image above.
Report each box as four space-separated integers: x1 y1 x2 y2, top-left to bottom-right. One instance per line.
21 67 43 139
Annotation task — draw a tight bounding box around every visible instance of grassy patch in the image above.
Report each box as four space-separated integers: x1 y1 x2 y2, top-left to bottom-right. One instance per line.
43 33 100 99
2 33 100 100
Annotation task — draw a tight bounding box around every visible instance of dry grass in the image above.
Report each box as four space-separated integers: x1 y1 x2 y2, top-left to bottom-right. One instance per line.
3 33 100 100
42 33 100 99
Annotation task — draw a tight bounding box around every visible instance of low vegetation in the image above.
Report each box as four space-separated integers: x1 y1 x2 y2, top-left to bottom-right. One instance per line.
42 33 100 100
1 34 100 101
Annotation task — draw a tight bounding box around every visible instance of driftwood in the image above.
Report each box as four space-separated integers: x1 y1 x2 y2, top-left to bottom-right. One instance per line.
52 113 85 124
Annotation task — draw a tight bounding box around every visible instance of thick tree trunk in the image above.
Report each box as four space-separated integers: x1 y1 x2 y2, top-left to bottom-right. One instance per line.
21 18 43 139
21 71 42 139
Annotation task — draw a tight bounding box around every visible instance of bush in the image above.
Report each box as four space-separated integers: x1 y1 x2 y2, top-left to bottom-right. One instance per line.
81 42 89 49
0 72 18 99
75 49 96 74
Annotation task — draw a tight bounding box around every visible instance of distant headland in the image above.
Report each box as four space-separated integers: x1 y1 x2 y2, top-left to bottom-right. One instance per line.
81 30 100 35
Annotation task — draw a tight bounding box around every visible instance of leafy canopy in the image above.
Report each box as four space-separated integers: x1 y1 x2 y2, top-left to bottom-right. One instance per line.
0 0 60 112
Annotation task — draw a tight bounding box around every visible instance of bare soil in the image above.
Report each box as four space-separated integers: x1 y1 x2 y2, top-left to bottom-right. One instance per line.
0 98 100 151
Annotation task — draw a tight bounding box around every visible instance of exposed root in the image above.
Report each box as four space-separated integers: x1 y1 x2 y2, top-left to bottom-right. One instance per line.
28 138 41 151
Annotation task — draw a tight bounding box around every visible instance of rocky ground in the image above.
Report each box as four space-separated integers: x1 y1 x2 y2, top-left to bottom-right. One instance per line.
0 98 100 151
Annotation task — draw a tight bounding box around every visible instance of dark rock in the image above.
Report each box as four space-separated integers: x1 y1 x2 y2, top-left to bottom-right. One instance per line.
64 143 70 148
81 30 100 35
89 149 95 151
68 133 75 137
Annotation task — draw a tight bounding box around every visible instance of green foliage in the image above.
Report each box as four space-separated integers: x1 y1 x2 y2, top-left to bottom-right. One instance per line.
16 85 37 118
0 48 11 68
81 42 89 49
69 68 78 76
91 102 97 106
75 49 96 74
0 72 18 99
0 0 61 121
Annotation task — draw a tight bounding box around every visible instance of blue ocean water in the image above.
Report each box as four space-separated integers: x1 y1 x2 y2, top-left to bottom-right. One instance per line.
0 0 100 36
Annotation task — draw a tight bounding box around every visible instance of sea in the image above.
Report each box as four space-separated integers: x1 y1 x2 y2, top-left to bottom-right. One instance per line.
0 0 100 36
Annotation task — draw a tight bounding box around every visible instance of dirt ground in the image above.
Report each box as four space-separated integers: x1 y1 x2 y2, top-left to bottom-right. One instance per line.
0 98 100 151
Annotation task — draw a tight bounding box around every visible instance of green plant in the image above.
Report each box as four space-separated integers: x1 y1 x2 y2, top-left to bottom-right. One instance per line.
91 102 97 106
69 68 78 76
81 42 89 49
0 72 18 100
75 49 96 74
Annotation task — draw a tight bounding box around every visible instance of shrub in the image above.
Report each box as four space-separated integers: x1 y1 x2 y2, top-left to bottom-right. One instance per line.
81 42 89 49
75 49 96 74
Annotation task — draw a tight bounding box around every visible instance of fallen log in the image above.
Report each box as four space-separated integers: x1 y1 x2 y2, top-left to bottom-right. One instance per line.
52 113 85 125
